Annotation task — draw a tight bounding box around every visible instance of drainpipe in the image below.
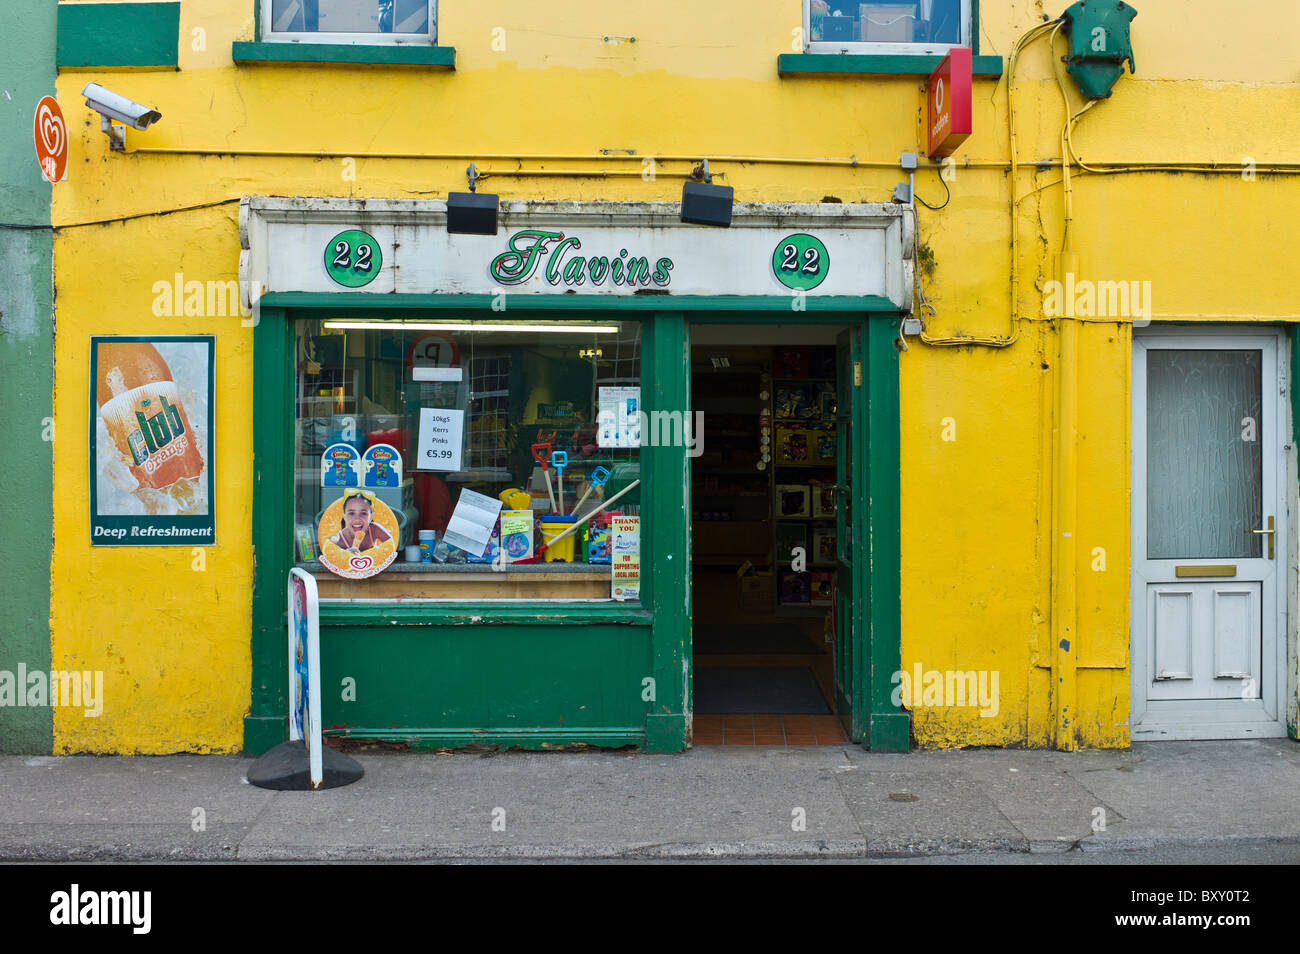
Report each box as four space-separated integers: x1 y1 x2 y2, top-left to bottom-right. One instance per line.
1052 42 1080 750
1053 245 1079 752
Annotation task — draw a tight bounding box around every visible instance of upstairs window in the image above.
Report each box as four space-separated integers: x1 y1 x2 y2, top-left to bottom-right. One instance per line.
805 0 971 55
263 0 436 44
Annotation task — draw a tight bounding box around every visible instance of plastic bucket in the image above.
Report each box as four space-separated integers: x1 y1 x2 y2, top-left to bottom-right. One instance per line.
540 515 578 563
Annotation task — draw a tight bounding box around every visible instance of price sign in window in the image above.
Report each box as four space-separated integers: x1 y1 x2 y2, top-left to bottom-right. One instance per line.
417 408 464 471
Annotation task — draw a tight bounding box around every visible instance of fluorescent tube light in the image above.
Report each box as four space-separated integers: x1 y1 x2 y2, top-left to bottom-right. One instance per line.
321 321 620 334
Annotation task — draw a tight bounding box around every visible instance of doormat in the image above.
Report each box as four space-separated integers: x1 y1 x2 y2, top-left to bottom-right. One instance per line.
694 666 831 714
692 624 821 655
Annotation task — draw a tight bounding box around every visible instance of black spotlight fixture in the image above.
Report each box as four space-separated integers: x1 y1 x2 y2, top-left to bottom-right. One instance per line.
446 163 499 235
680 160 733 227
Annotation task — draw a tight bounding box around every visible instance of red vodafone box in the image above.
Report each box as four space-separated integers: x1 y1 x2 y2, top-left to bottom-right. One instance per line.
927 48 972 159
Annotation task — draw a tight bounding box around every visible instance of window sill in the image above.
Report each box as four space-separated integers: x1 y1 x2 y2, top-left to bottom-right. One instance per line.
303 560 610 577
778 52 1003 77
232 41 455 68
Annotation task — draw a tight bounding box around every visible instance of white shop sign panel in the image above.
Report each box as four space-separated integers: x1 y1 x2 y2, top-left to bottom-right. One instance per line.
242 199 913 308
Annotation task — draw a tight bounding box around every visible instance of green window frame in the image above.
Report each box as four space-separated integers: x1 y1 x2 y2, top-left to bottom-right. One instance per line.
234 0 455 66
781 0 1003 76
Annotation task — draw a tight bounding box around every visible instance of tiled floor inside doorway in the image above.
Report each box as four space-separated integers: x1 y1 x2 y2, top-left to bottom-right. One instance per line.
692 713 848 746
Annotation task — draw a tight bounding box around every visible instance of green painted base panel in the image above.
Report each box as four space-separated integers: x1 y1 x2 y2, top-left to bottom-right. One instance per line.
325 727 644 750
243 714 289 757
869 712 911 752
645 712 688 752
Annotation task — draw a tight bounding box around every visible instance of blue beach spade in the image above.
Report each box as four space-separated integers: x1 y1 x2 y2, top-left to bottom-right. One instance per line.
570 464 610 515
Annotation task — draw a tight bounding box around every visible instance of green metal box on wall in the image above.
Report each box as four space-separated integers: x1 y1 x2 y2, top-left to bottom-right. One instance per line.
1061 0 1137 99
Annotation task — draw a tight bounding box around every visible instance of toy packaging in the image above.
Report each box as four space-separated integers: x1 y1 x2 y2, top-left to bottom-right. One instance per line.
465 522 502 563
500 509 535 562
587 511 618 564
773 346 810 378
810 571 834 605
778 568 811 605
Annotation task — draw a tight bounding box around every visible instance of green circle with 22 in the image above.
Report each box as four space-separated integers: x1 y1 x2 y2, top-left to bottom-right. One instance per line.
324 230 382 288
772 233 830 291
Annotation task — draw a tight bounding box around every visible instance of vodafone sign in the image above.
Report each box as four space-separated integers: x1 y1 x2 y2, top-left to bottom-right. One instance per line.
33 95 68 183
927 48 972 159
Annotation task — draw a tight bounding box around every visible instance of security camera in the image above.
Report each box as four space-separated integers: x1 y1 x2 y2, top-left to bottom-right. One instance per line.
81 82 162 150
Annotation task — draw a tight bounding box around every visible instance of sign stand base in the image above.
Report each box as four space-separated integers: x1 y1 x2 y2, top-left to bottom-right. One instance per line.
247 740 364 791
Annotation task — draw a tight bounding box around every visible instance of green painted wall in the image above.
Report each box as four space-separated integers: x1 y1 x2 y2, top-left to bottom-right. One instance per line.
57 2 179 70
0 0 55 753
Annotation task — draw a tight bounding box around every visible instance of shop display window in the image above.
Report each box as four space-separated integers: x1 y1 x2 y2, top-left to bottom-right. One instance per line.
293 318 642 601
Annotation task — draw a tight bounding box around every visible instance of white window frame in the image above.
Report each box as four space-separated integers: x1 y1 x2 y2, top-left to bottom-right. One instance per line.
803 0 971 56
260 0 437 45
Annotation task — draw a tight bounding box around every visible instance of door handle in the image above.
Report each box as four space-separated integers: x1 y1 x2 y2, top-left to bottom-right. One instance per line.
1250 516 1275 560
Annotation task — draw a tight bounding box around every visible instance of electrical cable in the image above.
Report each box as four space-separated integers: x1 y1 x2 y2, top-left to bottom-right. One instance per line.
913 171 950 210
0 198 240 232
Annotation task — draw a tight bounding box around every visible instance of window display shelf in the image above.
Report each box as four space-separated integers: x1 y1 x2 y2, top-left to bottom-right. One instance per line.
301 560 609 577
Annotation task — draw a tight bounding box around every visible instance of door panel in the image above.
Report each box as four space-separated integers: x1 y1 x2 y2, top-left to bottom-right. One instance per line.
1212 588 1257 680
1131 329 1285 738
1150 587 1192 681
1146 582 1260 700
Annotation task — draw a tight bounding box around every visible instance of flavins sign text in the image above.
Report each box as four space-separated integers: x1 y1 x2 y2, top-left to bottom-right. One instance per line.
490 230 674 288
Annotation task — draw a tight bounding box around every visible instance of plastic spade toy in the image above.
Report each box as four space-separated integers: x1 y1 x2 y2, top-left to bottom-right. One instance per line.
531 442 557 512
550 450 568 514
571 465 610 515
537 480 640 554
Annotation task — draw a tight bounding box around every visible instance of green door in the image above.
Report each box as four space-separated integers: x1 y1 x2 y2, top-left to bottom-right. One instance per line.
833 325 865 739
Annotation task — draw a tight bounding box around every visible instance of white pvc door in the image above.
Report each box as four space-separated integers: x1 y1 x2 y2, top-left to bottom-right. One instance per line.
1131 328 1287 739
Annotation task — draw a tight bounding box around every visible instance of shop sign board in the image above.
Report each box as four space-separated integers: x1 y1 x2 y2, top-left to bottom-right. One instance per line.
288 568 322 789
89 336 215 546
244 200 912 307
33 95 67 183
927 47 973 159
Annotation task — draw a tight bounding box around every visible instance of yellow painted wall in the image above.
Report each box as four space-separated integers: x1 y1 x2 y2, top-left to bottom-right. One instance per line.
51 0 1300 751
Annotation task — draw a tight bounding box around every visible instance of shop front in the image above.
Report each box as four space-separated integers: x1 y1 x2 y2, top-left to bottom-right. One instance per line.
240 198 912 754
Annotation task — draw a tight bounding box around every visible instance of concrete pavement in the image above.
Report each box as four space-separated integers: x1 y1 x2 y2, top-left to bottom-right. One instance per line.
2 739 1299 861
